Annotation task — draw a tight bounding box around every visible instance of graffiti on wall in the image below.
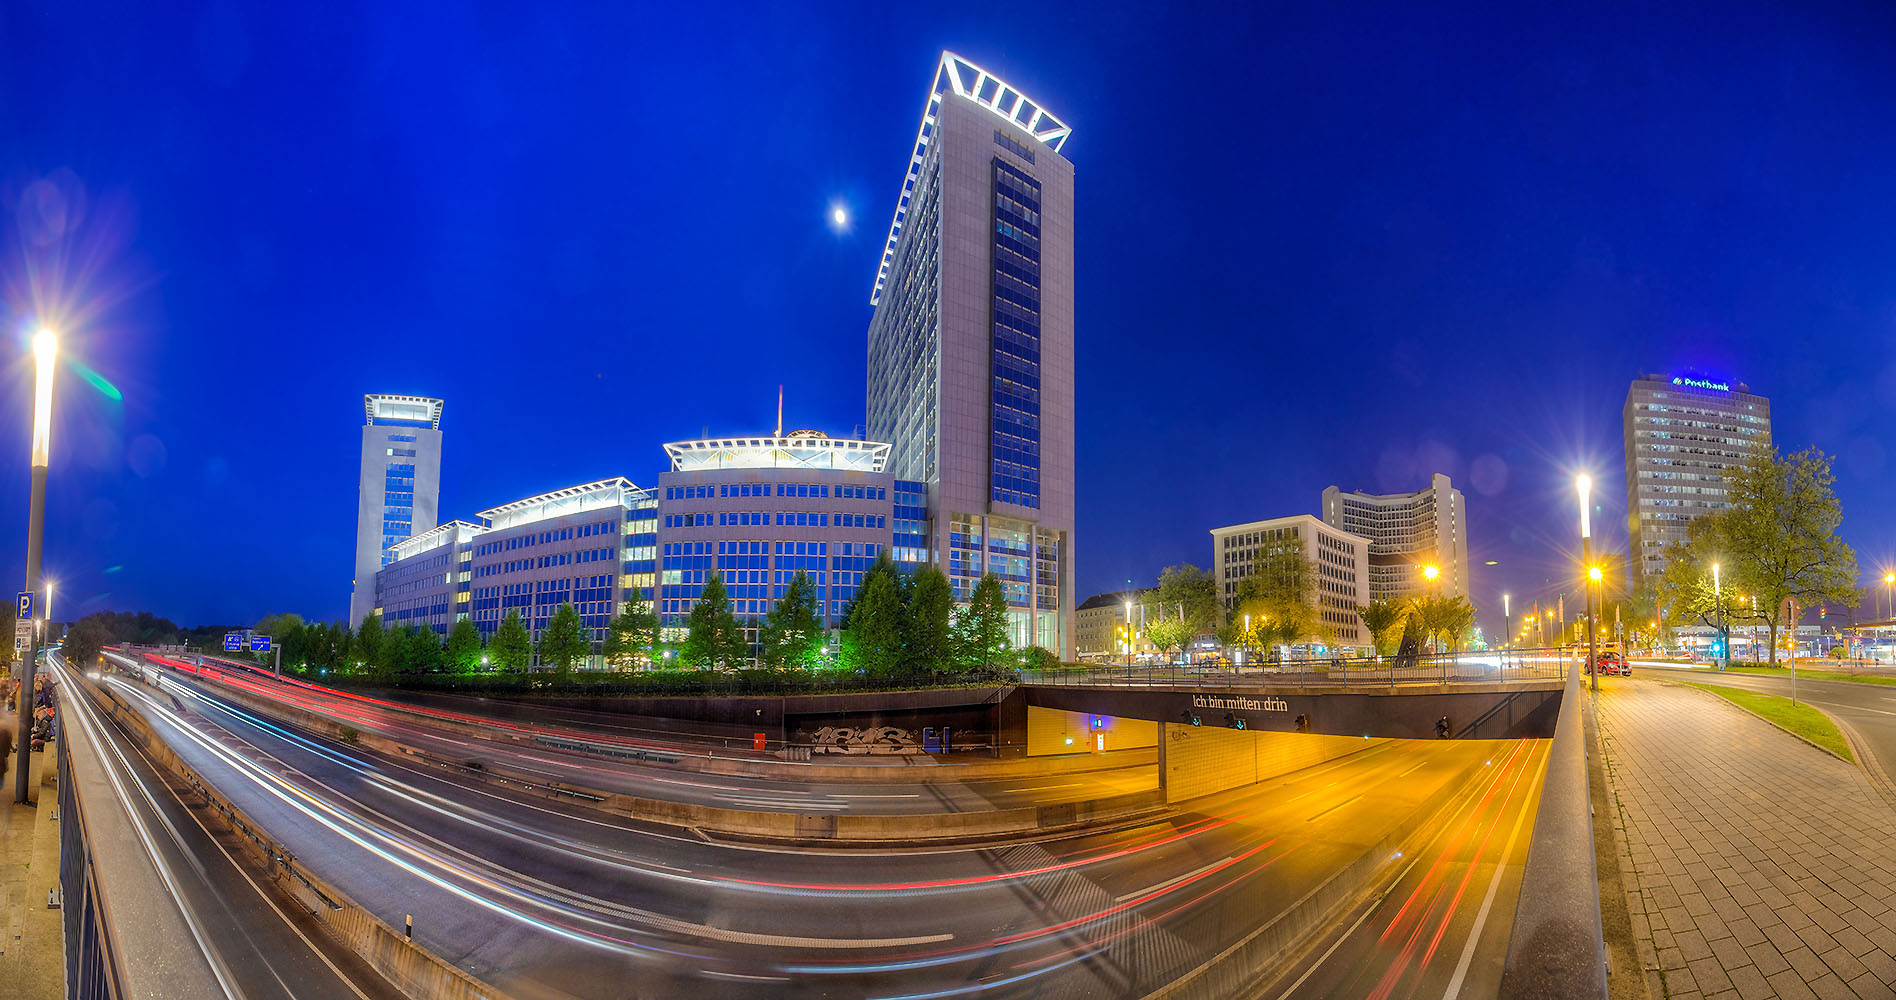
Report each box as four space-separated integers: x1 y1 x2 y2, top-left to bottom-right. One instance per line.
807 725 924 755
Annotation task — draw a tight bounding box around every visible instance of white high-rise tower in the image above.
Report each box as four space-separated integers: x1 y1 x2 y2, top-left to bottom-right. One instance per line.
349 394 443 627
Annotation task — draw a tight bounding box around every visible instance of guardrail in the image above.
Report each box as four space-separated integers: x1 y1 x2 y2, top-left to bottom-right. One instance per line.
56 674 229 999
1027 648 1580 689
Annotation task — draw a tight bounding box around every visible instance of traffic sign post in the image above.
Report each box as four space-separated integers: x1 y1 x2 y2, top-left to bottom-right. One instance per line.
248 635 271 653
15 592 30 621
223 633 242 652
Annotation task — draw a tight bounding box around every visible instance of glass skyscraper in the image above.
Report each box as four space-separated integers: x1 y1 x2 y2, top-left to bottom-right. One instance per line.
866 53 1075 656
351 394 443 627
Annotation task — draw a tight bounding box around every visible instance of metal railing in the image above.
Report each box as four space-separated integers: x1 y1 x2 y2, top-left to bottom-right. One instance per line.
1026 647 1580 689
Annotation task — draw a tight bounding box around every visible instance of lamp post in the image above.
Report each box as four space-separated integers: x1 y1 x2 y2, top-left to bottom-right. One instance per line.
18 330 56 804
1243 613 1251 676
1577 474 1598 694
1713 562 1726 671
1502 593 1511 670
1124 599 1134 679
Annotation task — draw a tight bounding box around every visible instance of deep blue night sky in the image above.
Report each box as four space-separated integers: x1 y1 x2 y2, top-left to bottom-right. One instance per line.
3 2 1895 632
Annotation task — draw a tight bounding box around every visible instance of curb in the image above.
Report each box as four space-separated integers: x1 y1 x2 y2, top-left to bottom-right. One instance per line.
1660 679 1851 763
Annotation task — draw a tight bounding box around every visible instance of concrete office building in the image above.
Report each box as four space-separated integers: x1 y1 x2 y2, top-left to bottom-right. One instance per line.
1074 590 1158 659
866 52 1077 656
1322 474 1469 603
1210 515 1370 648
656 430 927 636
350 395 444 628
1623 374 1771 584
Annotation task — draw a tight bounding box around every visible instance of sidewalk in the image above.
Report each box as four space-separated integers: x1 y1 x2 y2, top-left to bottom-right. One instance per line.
1600 679 1896 1000
0 720 63 1000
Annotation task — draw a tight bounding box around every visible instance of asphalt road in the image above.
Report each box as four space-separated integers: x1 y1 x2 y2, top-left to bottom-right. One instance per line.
1636 662 1896 777
128 653 1159 817
81 659 1547 999
53 655 403 1000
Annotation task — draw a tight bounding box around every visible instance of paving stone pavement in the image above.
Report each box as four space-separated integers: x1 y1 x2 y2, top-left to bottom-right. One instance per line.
1599 678 1896 1000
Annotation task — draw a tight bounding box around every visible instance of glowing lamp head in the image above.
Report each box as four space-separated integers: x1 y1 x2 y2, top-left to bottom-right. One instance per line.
1575 474 1593 538
1588 566 1603 583
1422 565 1439 582
831 206 848 226
1887 572 1894 585
30 329 57 468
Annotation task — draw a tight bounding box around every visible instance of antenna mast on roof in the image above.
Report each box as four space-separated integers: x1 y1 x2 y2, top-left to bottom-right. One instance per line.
776 385 784 438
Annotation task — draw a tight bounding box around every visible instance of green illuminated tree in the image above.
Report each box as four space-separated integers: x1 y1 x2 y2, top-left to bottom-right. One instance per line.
1154 564 1220 662
1658 446 1860 666
62 617 112 666
539 602 591 674
489 609 532 672
760 571 824 670
954 573 1013 670
681 573 747 669
351 614 385 674
842 566 906 675
903 566 955 673
445 618 483 673
603 588 658 670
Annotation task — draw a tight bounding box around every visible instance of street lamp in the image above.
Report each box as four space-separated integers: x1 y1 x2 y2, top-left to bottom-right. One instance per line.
1713 561 1726 670
1885 572 1894 621
1577 474 1598 694
1502 593 1511 668
1124 599 1134 679
18 329 56 804
1243 613 1251 674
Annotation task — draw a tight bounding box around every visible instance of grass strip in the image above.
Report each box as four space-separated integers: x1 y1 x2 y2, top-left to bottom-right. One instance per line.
1720 665 1896 687
1682 681 1853 762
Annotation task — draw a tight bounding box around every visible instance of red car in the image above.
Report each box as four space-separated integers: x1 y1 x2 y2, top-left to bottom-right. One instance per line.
1588 651 1630 676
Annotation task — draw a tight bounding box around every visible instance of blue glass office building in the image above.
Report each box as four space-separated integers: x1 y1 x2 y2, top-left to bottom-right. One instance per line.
866 53 1076 655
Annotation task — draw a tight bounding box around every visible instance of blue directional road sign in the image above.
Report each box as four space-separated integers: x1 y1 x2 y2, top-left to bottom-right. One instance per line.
16 592 30 620
249 635 272 653
223 633 242 652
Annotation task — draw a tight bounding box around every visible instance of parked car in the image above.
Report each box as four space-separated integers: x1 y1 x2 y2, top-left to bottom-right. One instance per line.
1587 651 1630 676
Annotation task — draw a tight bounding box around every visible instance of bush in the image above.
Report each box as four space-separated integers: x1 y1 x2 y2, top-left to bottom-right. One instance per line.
337 725 360 744
1017 646 1060 672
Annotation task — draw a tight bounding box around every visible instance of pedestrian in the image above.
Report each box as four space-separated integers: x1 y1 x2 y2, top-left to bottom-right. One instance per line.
0 718 13 778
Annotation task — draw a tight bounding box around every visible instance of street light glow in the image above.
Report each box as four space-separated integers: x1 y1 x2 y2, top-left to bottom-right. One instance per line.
31 329 57 468
1422 565 1439 582
1575 474 1592 539
1588 566 1602 583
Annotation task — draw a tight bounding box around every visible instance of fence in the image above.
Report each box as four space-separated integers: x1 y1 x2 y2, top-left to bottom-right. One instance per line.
1025 647 1580 689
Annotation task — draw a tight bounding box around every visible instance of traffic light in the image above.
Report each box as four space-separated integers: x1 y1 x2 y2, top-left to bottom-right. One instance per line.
1180 710 1201 727
1295 714 1311 733
1224 712 1245 731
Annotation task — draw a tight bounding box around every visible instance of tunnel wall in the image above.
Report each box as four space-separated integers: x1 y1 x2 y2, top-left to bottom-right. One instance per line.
1161 725 1384 803
1025 707 1158 756
1018 682 1561 742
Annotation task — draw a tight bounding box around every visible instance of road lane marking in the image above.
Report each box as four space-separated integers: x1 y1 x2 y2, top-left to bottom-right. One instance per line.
1308 794 1363 822
1398 761 1428 778
1440 745 1541 999
1114 855 1236 902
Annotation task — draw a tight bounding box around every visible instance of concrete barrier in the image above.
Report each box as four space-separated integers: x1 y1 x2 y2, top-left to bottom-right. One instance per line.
72 670 514 1000
171 665 1172 846
1498 667 1608 998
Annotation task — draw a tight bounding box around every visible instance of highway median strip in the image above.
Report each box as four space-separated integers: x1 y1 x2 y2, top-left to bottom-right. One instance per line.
1678 680 1853 762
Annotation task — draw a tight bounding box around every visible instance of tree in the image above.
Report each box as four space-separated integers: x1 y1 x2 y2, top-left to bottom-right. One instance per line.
1154 564 1221 662
539 602 591 673
902 566 955 673
489 609 532 672
681 573 747 669
1355 600 1407 657
393 625 443 676
445 618 484 673
954 573 1013 670
352 614 385 674
760 571 825 670
1714 446 1859 666
843 566 907 675
1408 594 1478 653
603 588 658 670
62 617 113 666
1232 548 1330 657
1145 614 1195 663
